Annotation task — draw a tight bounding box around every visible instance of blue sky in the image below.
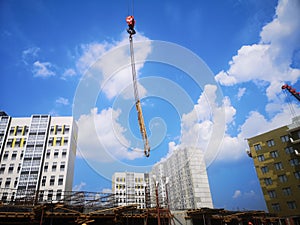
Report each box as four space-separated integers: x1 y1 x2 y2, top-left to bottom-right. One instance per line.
1 0 300 211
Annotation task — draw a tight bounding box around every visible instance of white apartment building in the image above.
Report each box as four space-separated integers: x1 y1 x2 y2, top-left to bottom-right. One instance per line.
112 172 150 209
150 147 213 210
0 112 77 203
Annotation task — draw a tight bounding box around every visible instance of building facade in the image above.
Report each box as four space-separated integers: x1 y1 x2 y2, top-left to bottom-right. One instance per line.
150 147 213 210
0 112 77 203
247 117 300 221
112 172 150 209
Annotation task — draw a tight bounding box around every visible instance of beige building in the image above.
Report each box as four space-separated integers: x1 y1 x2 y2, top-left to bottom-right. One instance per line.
247 117 300 223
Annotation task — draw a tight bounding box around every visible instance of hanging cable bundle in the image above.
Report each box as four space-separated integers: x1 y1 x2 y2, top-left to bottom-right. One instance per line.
126 16 150 157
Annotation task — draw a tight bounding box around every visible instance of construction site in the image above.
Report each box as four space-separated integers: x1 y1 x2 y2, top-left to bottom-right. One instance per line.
0 189 279 225
1 1 299 224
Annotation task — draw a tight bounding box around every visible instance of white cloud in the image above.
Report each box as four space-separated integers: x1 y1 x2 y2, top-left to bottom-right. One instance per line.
55 97 69 106
62 68 76 79
244 190 256 198
216 134 246 161
73 181 86 191
22 47 40 65
33 61 55 78
260 0 300 67
215 104 300 162
162 84 235 165
180 85 235 148
215 0 300 101
73 34 152 163
76 42 110 75
76 33 151 100
77 107 144 162
208 0 300 163
48 109 59 116
164 83 300 164
237 87 246 100
233 189 255 199
241 108 300 138
101 188 112 194
233 190 242 199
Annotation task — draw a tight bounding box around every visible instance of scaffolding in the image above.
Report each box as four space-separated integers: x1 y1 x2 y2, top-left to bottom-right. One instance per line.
0 188 280 225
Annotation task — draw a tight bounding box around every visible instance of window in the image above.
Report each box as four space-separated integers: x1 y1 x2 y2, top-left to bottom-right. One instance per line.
8 164 14 173
50 126 55 135
64 125 70 134
271 203 281 212
47 190 53 201
290 158 299 166
56 189 62 200
48 137 54 146
9 127 15 135
267 139 275 147
294 171 300 179
281 135 289 142
17 163 21 172
14 177 18 188
254 144 262 151
54 150 59 158
258 155 265 162
46 149 50 159
14 138 21 147
42 176 46 186
274 162 283 170
58 176 63 185
6 139 13 148
37 132 45 140
11 151 17 160
60 162 65 172
285 146 294 154
264 178 273 185
44 162 48 172
56 137 62 146
63 138 68 146
52 162 57 172
270 151 279 158
282 187 292 196
278 174 288 183
57 126 62 134
39 191 44 202
2 192 8 202
5 178 11 188
3 151 8 160
0 164 5 174
287 201 297 210
62 149 67 158
50 176 55 186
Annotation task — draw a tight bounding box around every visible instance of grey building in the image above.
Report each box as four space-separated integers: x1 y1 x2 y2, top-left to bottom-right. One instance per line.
150 147 213 210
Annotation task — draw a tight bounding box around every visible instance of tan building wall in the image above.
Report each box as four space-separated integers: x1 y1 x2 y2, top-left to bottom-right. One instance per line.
247 120 300 218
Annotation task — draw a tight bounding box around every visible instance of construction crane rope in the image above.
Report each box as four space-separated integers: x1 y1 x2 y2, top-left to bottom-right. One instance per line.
126 16 150 157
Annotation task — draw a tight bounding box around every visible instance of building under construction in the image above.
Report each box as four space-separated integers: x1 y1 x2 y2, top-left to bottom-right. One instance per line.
0 189 279 225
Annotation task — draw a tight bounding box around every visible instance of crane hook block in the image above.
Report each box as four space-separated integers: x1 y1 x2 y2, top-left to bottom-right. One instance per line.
126 15 136 35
